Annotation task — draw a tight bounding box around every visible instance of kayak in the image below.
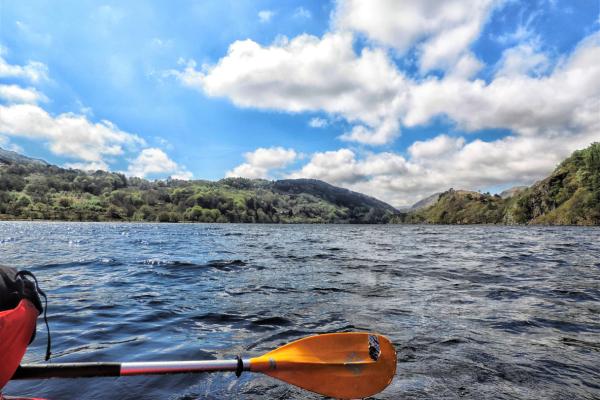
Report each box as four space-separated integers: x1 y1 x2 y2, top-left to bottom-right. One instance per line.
0 300 38 389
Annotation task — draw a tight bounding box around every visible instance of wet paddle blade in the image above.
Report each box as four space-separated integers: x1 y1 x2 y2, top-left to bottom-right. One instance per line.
249 332 396 399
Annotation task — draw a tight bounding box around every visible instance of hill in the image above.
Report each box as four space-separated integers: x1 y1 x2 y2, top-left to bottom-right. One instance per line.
0 147 48 167
405 142 600 225
0 148 399 223
499 186 527 199
409 192 441 211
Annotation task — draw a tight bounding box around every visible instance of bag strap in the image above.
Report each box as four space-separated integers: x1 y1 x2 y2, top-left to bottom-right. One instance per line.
16 270 52 361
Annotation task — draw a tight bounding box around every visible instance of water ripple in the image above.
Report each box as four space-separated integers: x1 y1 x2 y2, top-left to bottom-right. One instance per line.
0 222 598 399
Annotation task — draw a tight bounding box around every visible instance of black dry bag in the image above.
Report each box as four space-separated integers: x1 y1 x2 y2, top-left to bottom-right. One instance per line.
0 265 51 360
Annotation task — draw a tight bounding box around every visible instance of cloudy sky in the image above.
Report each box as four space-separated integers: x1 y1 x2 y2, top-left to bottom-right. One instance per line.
0 0 598 206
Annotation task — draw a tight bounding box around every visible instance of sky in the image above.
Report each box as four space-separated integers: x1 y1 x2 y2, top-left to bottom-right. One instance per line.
0 0 599 207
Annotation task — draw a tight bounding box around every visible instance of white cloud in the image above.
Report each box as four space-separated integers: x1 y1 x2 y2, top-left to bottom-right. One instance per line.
408 134 465 159
289 149 409 184
446 53 484 79
293 7 312 19
258 10 275 23
127 148 192 179
171 3 599 205
174 28 599 147
308 117 328 128
0 51 48 83
0 48 194 181
494 42 550 77
0 103 145 162
226 146 297 179
64 160 109 171
335 0 499 73
174 32 408 145
0 135 24 153
0 84 47 104
289 124 598 207
405 32 600 137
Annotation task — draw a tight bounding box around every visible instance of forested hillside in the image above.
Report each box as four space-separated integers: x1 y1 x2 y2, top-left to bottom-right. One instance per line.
1 143 599 225
406 143 600 225
0 148 398 223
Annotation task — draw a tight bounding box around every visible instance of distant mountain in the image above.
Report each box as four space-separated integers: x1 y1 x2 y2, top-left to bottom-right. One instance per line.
0 147 48 167
410 192 441 211
0 147 399 223
404 142 600 225
499 186 527 199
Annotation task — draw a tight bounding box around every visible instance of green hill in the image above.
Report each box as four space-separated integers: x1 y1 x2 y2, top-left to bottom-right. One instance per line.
0 148 399 223
406 142 600 225
505 143 600 225
2 143 598 225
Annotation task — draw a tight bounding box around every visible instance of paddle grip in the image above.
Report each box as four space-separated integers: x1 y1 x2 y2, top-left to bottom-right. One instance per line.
12 363 122 379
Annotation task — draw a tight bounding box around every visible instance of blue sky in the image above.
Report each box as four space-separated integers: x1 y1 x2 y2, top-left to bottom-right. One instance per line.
0 0 599 206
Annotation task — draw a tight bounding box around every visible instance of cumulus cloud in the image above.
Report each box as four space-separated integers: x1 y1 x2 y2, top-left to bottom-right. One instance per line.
405 32 600 137
494 42 550 77
173 0 598 148
174 32 408 145
289 149 408 184
173 2 599 205
335 0 499 72
64 160 110 171
0 84 47 104
0 49 193 180
0 51 48 82
289 125 598 207
226 146 297 179
408 134 465 159
127 148 192 179
0 135 24 153
0 103 145 162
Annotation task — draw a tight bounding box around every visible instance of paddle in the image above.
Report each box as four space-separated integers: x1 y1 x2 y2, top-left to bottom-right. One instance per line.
12 332 397 399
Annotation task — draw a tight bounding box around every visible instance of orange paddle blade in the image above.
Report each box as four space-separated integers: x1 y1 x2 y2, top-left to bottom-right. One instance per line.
249 332 396 399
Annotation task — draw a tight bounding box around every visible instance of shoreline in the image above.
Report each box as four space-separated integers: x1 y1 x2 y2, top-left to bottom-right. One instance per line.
1 217 598 227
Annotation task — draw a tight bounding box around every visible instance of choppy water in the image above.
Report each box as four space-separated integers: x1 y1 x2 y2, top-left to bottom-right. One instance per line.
1 222 599 399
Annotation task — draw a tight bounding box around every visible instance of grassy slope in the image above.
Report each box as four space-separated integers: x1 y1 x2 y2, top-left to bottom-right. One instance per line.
406 142 600 225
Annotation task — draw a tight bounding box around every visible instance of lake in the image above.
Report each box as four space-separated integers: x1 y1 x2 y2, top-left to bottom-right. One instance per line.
1 222 599 399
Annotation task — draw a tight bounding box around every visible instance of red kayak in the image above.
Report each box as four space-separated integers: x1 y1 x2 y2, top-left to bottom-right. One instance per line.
0 300 38 400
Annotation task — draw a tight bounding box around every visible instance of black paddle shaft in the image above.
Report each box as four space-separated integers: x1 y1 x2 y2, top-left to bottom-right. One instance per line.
12 363 121 379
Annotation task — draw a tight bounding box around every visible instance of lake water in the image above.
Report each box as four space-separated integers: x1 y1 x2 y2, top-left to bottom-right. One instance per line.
1 222 599 399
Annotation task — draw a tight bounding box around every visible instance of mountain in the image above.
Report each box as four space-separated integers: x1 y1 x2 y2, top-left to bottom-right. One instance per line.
0 147 399 223
410 192 441 211
405 142 600 225
499 186 527 199
0 147 48 167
